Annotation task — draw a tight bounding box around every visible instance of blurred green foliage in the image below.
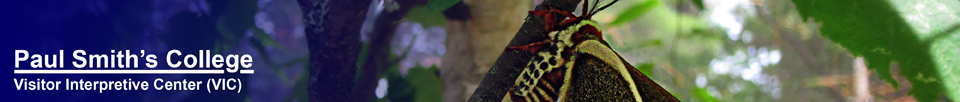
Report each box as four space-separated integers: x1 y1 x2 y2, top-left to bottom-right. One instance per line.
403 6 449 27
407 66 444 102
424 0 461 13
377 64 444 102
690 0 703 10
210 0 310 101
402 0 460 27
609 0 659 27
692 87 720 102
791 0 960 101
382 64 416 102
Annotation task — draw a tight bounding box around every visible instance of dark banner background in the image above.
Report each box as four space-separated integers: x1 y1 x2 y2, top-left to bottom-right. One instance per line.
2 0 309 101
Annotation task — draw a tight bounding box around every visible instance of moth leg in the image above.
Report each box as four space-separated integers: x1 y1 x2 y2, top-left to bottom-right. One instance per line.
529 10 557 31
505 41 551 53
551 8 581 28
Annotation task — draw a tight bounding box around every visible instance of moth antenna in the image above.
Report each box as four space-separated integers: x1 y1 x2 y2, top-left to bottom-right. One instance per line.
581 0 589 17
591 0 618 15
591 0 600 16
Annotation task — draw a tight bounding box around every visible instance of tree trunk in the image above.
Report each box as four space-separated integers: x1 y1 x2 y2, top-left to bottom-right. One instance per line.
299 0 370 101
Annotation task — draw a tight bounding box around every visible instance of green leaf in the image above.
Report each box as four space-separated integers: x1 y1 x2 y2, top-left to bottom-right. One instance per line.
608 0 659 26
888 0 960 100
401 0 459 27
791 0 960 101
930 27 960 102
407 65 443 102
385 64 415 102
424 0 461 13
403 6 449 27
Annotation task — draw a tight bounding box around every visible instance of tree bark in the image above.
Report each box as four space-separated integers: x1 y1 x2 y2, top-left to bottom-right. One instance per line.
299 0 370 101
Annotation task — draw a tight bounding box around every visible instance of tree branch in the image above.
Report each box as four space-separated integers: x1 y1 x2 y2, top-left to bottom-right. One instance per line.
467 0 582 101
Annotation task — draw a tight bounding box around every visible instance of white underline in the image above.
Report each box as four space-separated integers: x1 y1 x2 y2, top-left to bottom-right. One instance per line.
240 70 254 74
13 70 255 74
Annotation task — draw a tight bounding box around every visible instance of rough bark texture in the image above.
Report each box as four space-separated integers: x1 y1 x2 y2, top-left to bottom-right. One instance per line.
299 0 370 101
465 0 582 101
300 0 431 101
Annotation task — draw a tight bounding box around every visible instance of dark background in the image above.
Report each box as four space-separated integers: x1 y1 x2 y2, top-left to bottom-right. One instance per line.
2 0 307 101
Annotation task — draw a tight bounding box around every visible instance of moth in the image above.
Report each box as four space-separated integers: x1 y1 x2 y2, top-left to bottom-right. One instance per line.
501 0 678 101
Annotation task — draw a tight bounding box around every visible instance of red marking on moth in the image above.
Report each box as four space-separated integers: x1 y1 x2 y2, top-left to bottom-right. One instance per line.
543 69 565 89
570 25 602 43
529 4 581 32
508 86 527 102
581 25 602 40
